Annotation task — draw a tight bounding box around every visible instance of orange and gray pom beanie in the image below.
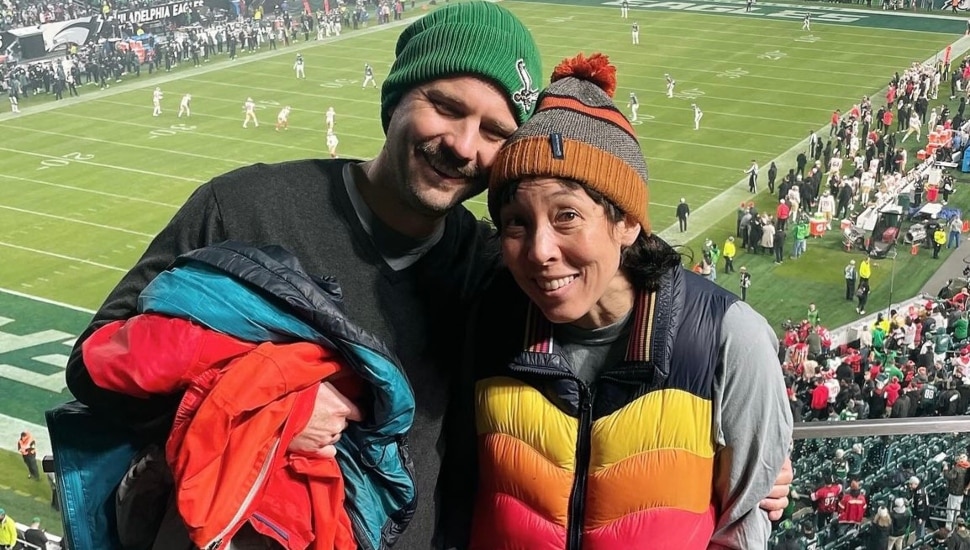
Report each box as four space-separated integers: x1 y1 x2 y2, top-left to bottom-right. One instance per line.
488 53 650 230
380 2 542 132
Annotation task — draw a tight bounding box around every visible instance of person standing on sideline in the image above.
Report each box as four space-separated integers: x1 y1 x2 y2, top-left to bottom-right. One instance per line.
767 161 777 194
178 93 191 118
152 86 163 116
776 199 790 231
362 63 378 88
293 52 306 79
830 109 841 137
934 225 946 258
621 0 629 17
949 215 963 249
856 279 870 315
739 266 751 301
665 73 675 98
723 236 736 273
802 12 811 31
676 197 690 231
631 21 639 44
693 102 703 129
745 0 754 11
844 260 856 300
18 431 39 479
807 303 821 327
859 256 871 285
773 226 786 264
242 97 258 128
628 91 639 121
745 159 759 192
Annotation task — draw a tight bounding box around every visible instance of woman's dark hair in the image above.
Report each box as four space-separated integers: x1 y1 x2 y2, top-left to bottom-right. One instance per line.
489 179 682 291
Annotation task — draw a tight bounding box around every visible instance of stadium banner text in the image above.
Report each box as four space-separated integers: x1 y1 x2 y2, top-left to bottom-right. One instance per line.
116 0 206 25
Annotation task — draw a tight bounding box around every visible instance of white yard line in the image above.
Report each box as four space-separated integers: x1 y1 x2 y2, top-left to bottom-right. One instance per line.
0 174 180 208
0 205 154 237
0 146 206 183
0 241 129 272
0 288 96 314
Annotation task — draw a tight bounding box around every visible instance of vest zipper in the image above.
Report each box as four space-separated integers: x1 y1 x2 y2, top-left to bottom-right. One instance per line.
567 383 593 550
204 437 281 550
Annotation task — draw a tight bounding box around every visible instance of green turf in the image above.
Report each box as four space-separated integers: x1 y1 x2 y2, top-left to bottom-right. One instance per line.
0 450 59 533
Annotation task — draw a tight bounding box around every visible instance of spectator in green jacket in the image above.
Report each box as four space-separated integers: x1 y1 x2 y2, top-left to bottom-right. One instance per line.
952 313 969 343
792 218 809 259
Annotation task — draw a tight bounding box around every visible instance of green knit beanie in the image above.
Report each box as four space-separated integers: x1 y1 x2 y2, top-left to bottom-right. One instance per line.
381 2 542 132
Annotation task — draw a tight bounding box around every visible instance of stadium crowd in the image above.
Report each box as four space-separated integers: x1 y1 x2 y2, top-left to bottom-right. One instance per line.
681 53 970 548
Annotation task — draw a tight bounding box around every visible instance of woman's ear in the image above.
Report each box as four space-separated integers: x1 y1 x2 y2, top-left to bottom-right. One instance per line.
617 214 642 247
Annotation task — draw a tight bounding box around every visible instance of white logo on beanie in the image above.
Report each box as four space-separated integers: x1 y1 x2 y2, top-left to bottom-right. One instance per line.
512 59 539 112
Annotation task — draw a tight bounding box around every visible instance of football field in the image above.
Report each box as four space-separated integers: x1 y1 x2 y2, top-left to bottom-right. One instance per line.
0 0 965 484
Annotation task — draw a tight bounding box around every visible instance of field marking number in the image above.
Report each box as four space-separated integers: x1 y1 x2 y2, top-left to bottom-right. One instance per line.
37 152 94 170
319 78 359 89
148 124 198 139
716 68 748 79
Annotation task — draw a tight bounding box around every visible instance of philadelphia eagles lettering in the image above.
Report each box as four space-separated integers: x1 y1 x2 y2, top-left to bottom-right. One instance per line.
116 0 205 24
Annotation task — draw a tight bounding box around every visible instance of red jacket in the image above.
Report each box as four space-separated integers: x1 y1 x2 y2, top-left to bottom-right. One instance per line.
838 491 867 524
83 315 359 550
811 384 829 410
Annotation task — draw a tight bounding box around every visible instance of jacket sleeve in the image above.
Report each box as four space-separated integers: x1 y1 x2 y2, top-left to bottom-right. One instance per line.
709 301 794 549
65 183 227 433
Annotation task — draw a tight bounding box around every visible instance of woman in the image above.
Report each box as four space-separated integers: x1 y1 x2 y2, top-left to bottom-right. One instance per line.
448 54 792 549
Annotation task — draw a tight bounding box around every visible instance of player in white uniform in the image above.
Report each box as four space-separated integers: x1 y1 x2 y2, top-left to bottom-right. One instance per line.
665 74 675 98
294 53 305 79
178 94 192 118
326 130 339 158
627 92 639 122
693 103 703 130
325 106 336 131
243 97 259 128
802 13 811 31
9 94 19 114
631 22 639 45
276 106 291 131
620 0 629 17
362 64 378 88
152 87 163 117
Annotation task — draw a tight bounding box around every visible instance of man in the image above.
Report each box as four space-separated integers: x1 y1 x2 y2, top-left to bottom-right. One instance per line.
739 266 751 301
621 0 629 17
23 517 50 550
631 21 640 44
362 63 378 89
65 5 541 547
802 12 811 31
18 431 39 479
830 108 841 137
64 6 790 547
723 236 736 274
809 130 821 159
844 259 856 301
628 91 639 121
178 93 192 118
0 510 15 550
665 73 675 98
676 197 690 232
859 256 871 285
693 102 703 130
745 159 759 193
294 52 306 79
935 225 946 258
275 105 291 131
944 455 970 530
907 476 930 539
950 215 963 249
326 105 336 132
767 160 778 194
326 129 339 158
243 97 258 128
152 86 163 117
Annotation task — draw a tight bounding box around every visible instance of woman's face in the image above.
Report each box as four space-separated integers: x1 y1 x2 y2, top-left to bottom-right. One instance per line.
497 177 641 329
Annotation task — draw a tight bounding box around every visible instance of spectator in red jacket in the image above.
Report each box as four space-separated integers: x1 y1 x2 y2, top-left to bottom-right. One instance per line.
837 479 867 535
811 378 831 420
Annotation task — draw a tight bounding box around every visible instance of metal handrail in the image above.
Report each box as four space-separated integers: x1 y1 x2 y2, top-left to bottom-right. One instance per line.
793 416 970 439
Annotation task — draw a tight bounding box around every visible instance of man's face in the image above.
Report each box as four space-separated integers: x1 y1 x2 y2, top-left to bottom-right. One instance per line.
383 76 517 218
